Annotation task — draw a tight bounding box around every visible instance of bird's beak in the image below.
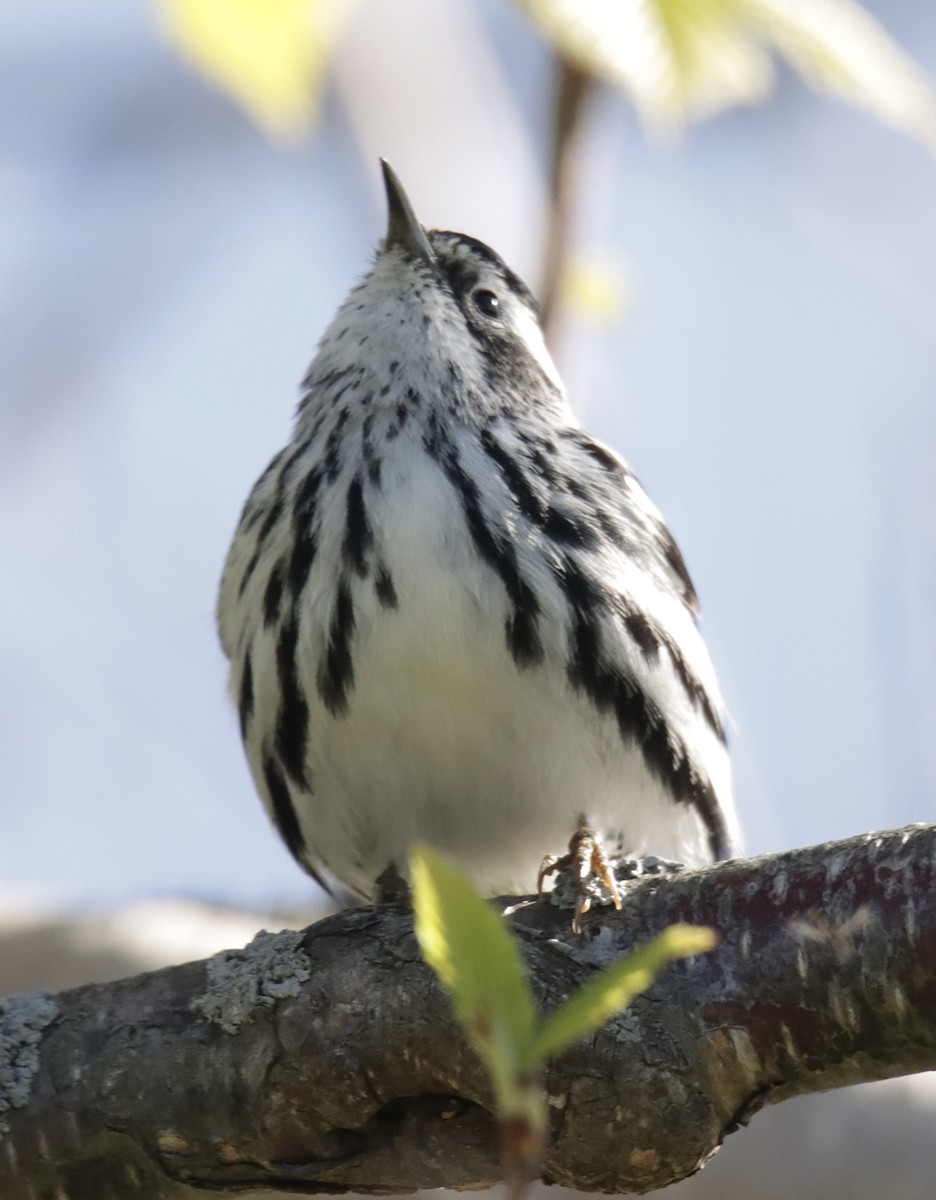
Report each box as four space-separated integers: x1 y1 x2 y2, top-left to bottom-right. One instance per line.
381 160 435 269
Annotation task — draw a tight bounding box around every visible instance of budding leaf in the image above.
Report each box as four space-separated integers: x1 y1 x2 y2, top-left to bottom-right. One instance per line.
411 845 538 1095
531 923 718 1062
412 849 718 1199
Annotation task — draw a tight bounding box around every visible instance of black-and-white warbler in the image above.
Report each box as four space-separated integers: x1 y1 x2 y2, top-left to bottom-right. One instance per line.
218 162 738 904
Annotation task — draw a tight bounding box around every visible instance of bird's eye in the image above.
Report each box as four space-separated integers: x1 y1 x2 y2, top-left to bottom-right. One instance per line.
472 289 500 318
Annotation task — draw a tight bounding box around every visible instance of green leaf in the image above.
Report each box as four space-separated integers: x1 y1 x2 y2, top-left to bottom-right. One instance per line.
530 924 717 1062
411 844 538 1098
157 0 352 138
515 0 936 148
746 0 936 150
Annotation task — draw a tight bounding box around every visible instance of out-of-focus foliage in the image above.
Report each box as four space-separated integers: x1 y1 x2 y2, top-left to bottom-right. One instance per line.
157 0 936 150
517 0 936 146
158 0 353 137
564 254 630 324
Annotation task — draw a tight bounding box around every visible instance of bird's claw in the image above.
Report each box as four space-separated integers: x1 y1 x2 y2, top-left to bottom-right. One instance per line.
538 827 623 935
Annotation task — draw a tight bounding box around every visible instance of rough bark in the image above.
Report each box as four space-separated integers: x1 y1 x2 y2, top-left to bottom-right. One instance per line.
1 824 934 1199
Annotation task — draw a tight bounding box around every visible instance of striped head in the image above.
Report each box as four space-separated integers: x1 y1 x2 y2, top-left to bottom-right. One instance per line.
300 162 569 433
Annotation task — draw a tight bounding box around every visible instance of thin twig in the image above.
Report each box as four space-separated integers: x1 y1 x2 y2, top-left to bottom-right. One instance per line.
540 51 596 345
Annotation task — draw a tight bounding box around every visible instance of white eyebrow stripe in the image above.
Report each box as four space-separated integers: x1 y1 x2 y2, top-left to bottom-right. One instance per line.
509 303 563 390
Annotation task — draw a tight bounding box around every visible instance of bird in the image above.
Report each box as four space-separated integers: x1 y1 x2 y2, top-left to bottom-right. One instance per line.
217 160 738 912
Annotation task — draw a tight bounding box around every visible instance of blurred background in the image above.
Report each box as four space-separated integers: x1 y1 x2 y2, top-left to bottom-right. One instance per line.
2 0 933 910
1 2 935 1196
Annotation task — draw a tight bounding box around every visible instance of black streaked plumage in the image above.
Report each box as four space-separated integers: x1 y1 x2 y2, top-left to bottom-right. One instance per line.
274 610 309 788
316 579 356 716
217 161 737 906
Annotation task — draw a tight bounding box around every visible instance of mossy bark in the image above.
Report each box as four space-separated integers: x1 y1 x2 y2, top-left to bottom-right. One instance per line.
2 824 934 1197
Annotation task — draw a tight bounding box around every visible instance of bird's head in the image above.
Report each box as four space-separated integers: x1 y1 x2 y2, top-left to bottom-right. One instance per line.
302 161 566 422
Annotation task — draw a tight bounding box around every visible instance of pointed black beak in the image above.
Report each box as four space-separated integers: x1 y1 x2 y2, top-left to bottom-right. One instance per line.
381 159 435 268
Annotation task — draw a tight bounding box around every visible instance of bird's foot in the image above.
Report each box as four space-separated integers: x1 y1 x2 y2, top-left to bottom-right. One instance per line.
374 861 411 906
538 828 623 935
539 834 687 934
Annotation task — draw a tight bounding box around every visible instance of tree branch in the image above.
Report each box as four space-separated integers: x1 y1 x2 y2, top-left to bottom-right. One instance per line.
2 824 934 1198
539 50 596 344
